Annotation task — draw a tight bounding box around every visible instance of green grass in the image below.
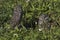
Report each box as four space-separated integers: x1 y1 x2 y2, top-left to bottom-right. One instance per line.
0 0 60 40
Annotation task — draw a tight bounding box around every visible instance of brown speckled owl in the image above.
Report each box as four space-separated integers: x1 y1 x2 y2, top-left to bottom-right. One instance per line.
38 14 51 31
10 5 23 28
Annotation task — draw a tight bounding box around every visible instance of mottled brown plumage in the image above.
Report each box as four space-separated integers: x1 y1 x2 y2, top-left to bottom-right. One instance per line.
38 14 51 31
10 5 23 28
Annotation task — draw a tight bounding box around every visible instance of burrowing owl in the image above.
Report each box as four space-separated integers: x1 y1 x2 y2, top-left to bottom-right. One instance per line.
10 5 23 28
38 14 51 31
